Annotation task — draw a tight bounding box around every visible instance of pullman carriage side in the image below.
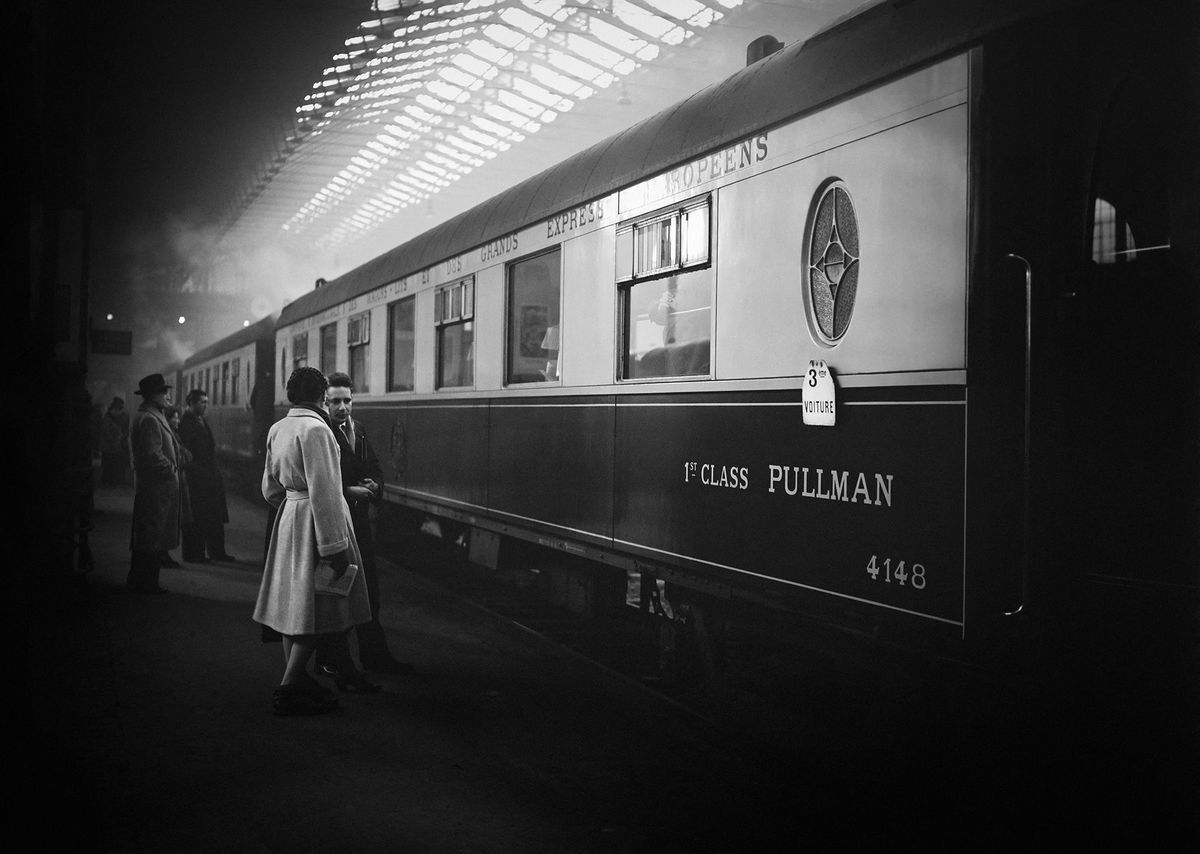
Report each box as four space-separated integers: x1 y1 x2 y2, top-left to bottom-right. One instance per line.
158 362 184 403
278 49 979 651
268 0 1197 682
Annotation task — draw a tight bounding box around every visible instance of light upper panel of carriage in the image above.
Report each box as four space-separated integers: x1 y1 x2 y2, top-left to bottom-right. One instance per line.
715 55 968 380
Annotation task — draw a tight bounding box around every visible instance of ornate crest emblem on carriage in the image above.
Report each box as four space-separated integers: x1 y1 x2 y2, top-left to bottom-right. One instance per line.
804 180 859 345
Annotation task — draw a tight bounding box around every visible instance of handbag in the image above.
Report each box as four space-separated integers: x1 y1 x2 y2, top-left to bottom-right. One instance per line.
314 559 358 597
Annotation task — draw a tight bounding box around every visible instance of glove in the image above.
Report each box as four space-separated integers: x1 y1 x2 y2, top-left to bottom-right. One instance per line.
329 550 350 576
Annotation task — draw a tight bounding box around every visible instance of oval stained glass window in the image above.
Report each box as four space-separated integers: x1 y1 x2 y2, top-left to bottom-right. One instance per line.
805 180 860 345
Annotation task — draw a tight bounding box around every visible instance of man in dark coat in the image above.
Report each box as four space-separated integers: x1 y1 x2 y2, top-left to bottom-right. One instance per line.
127 374 180 594
317 372 410 680
178 389 236 563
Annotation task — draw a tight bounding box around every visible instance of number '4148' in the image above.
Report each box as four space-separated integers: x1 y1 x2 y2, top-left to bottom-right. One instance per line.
866 556 926 589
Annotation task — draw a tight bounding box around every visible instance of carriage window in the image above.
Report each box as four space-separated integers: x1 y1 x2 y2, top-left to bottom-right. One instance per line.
292 332 308 369
435 277 474 389
221 361 230 406
347 311 370 393
1089 82 1170 265
319 322 337 374
388 296 415 392
231 358 240 405
204 367 211 401
507 249 562 384
617 196 712 380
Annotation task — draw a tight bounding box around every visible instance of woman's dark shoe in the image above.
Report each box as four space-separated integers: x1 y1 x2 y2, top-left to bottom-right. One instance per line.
273 683 338 716
319 664 382 694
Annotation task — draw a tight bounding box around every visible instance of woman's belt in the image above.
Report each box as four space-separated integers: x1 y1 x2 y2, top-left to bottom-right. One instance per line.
285 488 309 500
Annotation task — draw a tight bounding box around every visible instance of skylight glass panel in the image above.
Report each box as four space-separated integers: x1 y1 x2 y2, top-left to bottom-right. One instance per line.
477 24 520 49
418 161 451 178
454 52 498 78
523 0 566 15
404 104 437 122
500 6 546 34
645 0 706 18
547 50 602 82
426 151 469 171
509 77 562 108
459 126 497 147
589 16 647 55
565 34 623 69
610 0 670 38
496 90 543 118
417 94 453 113
439 67 481 90
472 114 523 138
411 167 450 186
444 135 485 155
394 173 434 192
529 62 583 95
427 80 468 102
485 104 539 133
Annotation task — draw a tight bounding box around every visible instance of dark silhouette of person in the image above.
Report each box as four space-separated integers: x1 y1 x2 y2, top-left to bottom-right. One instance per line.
100 396 130 486
316 372 412 687
127 374 180 594
178 389 236 563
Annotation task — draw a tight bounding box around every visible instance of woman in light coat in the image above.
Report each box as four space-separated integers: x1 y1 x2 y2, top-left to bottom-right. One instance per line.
253 367 371 715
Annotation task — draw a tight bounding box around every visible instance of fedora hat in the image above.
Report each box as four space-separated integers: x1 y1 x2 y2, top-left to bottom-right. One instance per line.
134 373 172 396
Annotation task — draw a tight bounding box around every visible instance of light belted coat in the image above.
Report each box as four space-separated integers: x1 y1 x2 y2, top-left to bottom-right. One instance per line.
129 403 180 553
253 406 371 637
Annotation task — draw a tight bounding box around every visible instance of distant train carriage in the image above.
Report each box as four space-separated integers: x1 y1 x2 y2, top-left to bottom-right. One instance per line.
264 0 1196 675
158 361 184 405
179 315 277 489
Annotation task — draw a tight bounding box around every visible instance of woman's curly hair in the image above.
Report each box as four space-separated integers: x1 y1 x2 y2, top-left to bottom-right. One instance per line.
286 366 329 404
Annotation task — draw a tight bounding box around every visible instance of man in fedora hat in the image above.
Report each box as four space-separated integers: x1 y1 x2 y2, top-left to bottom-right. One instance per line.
127 373 181 593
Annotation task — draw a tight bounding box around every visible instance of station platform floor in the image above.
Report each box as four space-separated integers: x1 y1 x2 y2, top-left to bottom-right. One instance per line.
18 475 1198 851
20 480 826 853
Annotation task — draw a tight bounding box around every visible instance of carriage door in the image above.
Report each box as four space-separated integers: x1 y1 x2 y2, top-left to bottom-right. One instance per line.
1057 69 1199 622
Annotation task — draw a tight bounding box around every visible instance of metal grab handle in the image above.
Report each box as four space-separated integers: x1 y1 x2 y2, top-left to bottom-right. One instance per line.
1005 253 1032 617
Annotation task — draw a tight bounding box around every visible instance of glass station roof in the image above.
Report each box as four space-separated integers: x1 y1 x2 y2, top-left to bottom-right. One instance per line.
223 0 747 252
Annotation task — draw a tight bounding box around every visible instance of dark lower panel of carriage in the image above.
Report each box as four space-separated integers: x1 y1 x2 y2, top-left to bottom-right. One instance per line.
612 389 967 629
362 387 967 631
486 398 616 539
393 402 490 510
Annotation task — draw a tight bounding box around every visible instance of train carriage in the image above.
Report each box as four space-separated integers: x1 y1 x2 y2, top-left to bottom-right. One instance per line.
270 0 1198 678
178 314 278 490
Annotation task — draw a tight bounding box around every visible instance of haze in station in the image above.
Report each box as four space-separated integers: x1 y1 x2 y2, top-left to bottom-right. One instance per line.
215 2 860 306
101 0 863 391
